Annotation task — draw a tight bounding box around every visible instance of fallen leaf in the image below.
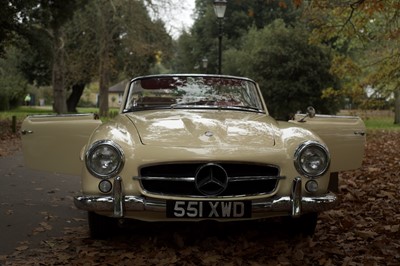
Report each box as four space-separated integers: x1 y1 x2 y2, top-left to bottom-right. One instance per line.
15 246 29 251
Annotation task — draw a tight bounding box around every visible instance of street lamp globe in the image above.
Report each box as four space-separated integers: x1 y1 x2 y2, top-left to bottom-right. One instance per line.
213 0 227 74
213 0 227 19
202 57 208 69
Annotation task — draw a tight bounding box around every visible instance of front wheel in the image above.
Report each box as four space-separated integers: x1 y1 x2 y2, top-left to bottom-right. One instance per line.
87 212 118 239
287 212 318 236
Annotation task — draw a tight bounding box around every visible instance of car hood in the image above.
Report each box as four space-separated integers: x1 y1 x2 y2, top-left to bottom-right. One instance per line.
126 110 277 147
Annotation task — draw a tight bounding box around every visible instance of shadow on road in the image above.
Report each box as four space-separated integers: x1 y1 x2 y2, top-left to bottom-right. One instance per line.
0 151 86 255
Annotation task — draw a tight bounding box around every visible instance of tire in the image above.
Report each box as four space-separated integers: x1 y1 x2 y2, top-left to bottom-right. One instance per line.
87 212 118 239
288 212 318 236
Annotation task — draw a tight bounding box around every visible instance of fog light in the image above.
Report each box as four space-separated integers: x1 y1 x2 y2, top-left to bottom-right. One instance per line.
99 180 112 193
305 180 318 193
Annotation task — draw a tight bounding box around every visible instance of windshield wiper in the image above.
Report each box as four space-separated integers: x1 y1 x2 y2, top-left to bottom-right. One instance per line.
225 105 263 112
123 105 170 113
170 101 213 108
170 103 263 112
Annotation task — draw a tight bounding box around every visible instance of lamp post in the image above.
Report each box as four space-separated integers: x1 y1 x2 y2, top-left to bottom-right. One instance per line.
213 0 227 74
202 57 208 73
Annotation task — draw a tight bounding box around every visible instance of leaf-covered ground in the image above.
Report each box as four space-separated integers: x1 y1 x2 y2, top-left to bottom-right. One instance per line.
0 119 399 265
0 120 21 157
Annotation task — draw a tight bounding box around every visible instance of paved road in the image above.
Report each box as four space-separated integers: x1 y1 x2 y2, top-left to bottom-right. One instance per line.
0 151 86 255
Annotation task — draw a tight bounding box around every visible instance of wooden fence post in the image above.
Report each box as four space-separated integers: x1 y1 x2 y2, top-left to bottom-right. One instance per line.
12 116 17 133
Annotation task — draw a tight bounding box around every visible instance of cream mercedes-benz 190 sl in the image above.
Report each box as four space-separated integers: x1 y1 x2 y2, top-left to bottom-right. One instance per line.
21 74 365 238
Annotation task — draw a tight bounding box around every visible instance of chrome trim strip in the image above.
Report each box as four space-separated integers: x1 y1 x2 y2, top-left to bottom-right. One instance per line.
133 175 285 182
230 176 285 181
133 176 195 182
28 113 97 118
130 73 257 84
139 189 277 199
314 114 360 119
297 114 362 119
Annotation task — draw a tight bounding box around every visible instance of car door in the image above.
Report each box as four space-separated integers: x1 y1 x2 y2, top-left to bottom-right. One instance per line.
21 114 102 175
290 114 366 172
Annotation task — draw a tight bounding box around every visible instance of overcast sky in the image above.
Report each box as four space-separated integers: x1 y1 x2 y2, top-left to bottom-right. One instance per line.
156 0 196 38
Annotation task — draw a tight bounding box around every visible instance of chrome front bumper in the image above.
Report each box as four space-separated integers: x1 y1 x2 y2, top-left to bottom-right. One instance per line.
74 176 339 218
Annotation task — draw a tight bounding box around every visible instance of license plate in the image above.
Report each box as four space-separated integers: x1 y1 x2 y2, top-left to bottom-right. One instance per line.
166 200 251 218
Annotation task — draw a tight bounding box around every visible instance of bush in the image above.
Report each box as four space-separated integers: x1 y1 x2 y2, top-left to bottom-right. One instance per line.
224 20 340 120
0 47 29 110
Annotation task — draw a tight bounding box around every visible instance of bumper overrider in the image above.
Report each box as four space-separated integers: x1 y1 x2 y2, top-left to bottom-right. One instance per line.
74 176 339 218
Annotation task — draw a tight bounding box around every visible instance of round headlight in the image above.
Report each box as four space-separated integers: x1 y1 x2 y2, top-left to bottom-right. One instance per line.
85 140 124 179
294 141 330 177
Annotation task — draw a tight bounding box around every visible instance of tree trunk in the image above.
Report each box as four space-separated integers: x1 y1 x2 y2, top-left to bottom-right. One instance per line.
394 88 400 125
52 28 67 114
98 53 110 117
95 1 114 118
67 83 85 113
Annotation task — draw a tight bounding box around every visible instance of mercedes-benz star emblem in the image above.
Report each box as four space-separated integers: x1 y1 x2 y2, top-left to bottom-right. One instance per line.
195 163 228 196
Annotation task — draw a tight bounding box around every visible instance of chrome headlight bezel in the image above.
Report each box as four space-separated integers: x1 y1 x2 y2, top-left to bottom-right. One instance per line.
85 140 124 179
294 141 330 178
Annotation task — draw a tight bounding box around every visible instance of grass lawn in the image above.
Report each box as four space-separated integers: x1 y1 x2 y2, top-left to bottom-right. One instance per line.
364 117 400 130
0 106 110 121
339 109 399 130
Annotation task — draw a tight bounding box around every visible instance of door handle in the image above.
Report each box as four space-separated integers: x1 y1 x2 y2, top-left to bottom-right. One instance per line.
21 130 33 135
354 131 365 136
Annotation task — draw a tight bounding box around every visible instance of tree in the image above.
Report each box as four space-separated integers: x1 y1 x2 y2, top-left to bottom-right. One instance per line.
301 0 400 123
0 1 85 113
0 0 39 57
224 20 339 119
175 0 303 74
1 0 172 114
0 1 55 110
174 1 338 119
17 30 52 87
54 0 173 115
13 0 87 114
78 0 172 117
0 47 29 110
63 7 98 113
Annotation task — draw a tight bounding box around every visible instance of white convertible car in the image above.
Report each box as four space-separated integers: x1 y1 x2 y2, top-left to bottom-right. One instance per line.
21 74 365 237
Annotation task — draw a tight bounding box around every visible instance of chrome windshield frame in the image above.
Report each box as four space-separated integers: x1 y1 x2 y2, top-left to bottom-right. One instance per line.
122 74 266 114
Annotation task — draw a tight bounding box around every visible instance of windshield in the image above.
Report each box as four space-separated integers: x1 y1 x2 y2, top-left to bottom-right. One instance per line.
123 76 265 113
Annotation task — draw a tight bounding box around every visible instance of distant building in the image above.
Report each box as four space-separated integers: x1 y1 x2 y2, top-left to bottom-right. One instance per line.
108 80 128 108
78 81 128 108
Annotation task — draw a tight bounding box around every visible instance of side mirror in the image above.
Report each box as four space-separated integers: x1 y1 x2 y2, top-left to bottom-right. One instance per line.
306 106 316 118
298 106 316 122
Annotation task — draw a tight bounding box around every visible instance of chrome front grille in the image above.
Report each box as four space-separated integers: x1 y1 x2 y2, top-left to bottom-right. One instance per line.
135 163 283 197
